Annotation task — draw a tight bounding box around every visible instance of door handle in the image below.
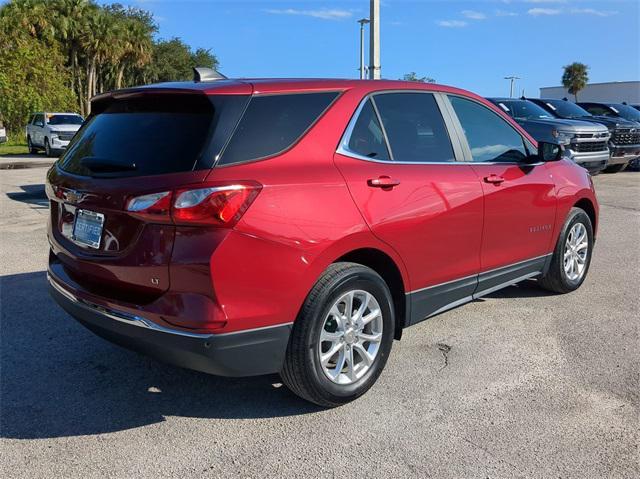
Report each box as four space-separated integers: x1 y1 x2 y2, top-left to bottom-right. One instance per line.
484 174 505 184
367 176 401 188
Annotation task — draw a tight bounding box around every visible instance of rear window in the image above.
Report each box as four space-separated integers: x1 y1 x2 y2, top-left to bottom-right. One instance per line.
59 94 248 178
218 92 339 166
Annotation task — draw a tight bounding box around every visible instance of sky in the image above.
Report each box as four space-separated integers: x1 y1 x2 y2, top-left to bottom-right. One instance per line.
110 0 638 97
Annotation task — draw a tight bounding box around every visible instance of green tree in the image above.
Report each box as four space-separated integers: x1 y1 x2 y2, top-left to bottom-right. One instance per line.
0 37 76 136
191 48 218 70
562 62 589 102
401 72 436 83
145 38 219 83
0 0 219 119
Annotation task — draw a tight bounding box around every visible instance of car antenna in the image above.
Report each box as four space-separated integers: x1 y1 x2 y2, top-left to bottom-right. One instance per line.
193 67 227 82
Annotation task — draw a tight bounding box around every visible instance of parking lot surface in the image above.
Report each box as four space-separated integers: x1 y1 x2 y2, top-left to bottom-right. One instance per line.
1 163 638 478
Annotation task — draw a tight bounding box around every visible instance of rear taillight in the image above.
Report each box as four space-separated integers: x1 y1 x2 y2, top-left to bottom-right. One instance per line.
125 182 261 227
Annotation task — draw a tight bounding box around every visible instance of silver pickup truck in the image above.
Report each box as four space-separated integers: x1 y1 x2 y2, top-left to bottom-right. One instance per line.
487 98 610 174
26 112 84 157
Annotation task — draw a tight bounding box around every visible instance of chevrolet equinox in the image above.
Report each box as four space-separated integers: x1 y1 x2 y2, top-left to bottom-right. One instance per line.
47 74 598 406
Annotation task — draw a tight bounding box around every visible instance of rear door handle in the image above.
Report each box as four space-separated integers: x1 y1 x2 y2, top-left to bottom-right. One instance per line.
367 176 401 188
484 174 505 184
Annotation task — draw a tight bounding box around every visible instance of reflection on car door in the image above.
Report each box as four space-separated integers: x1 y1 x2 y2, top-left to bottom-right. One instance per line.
445 95 557 296
334 92 484 325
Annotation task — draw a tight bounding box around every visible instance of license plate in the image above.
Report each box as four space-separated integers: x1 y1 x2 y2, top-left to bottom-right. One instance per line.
72 209 104 249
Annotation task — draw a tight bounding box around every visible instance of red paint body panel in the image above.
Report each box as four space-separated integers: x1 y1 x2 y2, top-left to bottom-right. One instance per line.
46 78 598 337
470 163 557 272
335 154 483 290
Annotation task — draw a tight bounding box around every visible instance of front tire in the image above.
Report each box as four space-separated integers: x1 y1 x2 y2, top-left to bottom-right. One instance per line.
44 137 54 157
27 136 37 154
538 207 594 294
604 163 627 173
281 262 395 407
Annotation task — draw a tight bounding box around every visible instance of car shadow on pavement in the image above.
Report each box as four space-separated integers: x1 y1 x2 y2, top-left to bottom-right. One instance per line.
0 271 322 440
6 184 48 209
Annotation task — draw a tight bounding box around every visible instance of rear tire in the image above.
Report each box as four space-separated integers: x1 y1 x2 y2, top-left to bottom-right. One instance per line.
604 163 627 173
281 262 395 407
538 207 593 294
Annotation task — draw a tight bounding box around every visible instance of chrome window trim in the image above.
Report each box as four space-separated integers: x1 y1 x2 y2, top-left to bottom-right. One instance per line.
336 90 463 165
336 90 542 166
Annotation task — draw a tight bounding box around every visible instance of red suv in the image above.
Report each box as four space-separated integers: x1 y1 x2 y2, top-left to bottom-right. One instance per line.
47 77 598 406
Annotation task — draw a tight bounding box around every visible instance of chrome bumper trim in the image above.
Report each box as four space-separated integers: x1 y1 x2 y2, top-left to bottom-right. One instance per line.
47 273 294 339
48 273 214 339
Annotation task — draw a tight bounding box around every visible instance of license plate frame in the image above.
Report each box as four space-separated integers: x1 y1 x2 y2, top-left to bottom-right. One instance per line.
72 209 105 249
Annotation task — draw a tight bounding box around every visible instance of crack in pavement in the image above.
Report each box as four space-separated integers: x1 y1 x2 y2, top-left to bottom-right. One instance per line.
437 342 451 371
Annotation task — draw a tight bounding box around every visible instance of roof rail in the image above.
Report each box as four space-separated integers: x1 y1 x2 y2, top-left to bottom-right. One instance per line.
193 67 227 82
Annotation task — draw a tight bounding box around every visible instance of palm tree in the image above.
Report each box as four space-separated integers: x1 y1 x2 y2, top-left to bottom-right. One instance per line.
562 63 589 102
51 0 94 112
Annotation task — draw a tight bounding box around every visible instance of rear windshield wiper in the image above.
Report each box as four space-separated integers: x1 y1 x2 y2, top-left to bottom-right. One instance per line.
80 157 137 173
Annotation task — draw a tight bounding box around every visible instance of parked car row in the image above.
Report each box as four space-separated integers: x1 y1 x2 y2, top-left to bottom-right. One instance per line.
488 97 640 174
25 112 84 157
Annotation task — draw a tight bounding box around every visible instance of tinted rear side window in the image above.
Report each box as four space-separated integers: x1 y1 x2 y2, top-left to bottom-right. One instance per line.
218 92 339 166
346 99 390 161
374 93 455 162
59 94 248 177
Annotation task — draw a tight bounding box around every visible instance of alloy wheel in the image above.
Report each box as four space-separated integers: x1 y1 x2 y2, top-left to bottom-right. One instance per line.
563 222 589 281
318 290 383 385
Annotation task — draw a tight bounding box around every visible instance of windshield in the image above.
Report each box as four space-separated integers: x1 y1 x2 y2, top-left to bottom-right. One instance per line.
542 100 592 119
48 114 84 125
608 104 640 122
495 100 554 120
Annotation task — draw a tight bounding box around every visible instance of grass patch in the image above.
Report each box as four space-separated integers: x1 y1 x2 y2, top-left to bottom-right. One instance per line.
0 143 29 155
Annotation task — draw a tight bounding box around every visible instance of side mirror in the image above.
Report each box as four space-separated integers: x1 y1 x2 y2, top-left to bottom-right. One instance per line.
538 141 563 162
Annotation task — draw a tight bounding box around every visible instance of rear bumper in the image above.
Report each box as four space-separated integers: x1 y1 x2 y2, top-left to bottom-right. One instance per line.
48 273 292 377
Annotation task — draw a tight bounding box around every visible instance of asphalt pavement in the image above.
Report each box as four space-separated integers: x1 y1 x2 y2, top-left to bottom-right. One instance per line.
1 162 638 478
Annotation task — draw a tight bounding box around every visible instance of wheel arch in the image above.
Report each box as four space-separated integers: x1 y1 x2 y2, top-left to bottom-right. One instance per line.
574 197 597 237
336 248 408 340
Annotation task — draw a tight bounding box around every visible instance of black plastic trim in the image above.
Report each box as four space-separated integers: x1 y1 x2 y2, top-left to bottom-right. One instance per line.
49 281 292 377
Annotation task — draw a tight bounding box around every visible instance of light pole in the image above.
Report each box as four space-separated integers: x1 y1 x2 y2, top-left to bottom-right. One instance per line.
369 0 380 79
504 75 521 98
358 18 370 79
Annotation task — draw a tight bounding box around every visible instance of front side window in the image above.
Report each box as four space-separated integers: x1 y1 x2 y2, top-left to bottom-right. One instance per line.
219 92 339 166
449 96 528 163
373 93 455 163
345 99 390 161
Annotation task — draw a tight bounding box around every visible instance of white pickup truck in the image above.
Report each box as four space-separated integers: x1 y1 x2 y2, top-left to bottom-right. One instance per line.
26 112 84 157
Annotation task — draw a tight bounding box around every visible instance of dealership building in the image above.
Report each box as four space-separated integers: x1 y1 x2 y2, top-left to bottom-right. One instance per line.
539 81 640 103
